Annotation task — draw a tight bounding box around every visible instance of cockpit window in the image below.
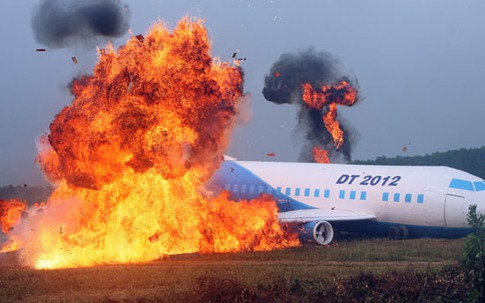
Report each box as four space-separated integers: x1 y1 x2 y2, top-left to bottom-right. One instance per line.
449 178 475 191
474 181 485 192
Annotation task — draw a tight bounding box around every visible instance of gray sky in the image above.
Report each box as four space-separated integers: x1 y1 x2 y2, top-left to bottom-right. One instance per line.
1 0 484 186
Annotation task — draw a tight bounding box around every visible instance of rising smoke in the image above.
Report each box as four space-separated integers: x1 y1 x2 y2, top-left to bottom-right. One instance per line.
31 0 131 48
262 48 359 162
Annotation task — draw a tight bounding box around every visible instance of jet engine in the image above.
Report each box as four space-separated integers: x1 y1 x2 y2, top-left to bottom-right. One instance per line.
300 221 334 245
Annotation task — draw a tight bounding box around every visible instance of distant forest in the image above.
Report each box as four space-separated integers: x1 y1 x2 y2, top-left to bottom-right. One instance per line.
353 146 485 179
0 184 52 205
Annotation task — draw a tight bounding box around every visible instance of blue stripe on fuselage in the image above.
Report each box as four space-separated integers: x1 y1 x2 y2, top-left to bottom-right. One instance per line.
206 161 315 211
334 220 474 238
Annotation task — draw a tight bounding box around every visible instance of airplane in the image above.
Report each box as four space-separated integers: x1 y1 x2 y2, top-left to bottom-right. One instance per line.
205 157 485 245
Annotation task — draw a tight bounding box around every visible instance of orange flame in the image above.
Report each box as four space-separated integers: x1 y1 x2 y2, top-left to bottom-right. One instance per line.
302 81 358 152
2 18 298 269
0 199 26 233
312 147 330 164
323 103 343 148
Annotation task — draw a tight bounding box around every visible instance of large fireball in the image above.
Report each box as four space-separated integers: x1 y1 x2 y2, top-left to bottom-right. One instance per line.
1 18 298 269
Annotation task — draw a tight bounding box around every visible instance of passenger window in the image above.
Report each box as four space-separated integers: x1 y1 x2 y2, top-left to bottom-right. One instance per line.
249 185 255 194
339 190 345 199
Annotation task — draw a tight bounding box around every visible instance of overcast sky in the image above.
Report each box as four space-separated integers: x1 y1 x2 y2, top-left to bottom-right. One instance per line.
1 0 484 186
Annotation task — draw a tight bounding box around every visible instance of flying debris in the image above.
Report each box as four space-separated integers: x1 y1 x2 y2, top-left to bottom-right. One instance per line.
266 153 276 157
36 48 46 52
402 143 411 152
231 49 246 64
135 34 144 42
71 56 78 64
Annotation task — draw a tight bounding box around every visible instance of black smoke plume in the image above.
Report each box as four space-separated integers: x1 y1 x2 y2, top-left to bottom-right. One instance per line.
262 48 359 162
31 0 131 48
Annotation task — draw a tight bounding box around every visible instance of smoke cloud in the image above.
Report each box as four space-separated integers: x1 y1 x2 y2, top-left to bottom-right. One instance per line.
262 48 359 162
31 0 131 48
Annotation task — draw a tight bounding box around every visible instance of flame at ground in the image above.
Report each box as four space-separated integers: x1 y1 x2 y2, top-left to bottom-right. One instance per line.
13 172 296 269
1 18 298 269
0 199 27 253
0 199 26 234
302 81 358 159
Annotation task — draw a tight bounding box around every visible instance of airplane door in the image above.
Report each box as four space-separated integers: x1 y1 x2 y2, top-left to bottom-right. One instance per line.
445 194 465 228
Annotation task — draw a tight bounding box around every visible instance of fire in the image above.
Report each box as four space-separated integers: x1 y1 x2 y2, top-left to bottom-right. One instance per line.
302 81 358 159
302 81 357 110
0 199 26 233
312 147 330 164
323 103 343 148
2 18 298 269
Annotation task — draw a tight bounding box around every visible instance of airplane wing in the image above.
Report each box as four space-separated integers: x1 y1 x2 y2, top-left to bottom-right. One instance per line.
278 208 376 223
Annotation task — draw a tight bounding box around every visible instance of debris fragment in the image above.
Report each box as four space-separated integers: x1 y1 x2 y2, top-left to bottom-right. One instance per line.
231 49 246 64
148 233 159 243
266 153 276 157
135 34 144 42
71 57 78 64
36 48 46 52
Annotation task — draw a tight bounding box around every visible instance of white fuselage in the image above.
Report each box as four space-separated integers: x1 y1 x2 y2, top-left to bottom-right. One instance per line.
206 160 485 236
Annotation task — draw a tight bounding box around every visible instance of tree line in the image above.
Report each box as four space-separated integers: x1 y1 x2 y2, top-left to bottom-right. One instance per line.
353 146 485 179
0 185 53 205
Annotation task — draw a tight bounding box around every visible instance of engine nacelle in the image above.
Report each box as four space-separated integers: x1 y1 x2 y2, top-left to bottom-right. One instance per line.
300 221 335 245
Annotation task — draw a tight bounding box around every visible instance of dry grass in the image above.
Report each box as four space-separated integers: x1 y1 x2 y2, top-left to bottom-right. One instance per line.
0 238 466 302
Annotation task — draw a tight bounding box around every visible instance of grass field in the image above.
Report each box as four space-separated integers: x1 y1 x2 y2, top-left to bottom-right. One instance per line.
0 237 470 302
